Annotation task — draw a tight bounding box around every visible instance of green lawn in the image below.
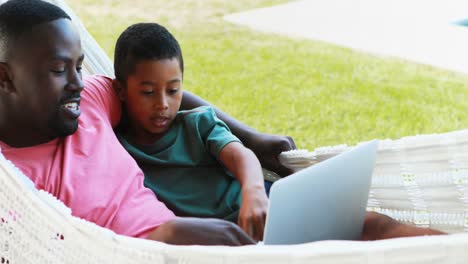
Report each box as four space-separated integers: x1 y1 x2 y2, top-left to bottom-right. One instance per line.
68 0 468 150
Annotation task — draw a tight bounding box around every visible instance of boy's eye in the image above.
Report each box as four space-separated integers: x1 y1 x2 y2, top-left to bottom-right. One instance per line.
141 90 154 95
168 87 180 95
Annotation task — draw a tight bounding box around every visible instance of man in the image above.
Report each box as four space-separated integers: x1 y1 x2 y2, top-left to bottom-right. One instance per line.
0 0 444 245
0 0 295 245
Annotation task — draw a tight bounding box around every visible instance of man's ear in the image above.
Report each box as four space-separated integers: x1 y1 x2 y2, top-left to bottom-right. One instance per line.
112 79 126 102
0 63 14 94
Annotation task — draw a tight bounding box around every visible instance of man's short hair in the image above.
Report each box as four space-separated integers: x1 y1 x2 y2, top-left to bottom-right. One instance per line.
0 0 71 60
114 23 184 83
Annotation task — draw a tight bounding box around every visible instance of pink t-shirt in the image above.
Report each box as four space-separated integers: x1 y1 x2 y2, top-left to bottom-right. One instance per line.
0 75 175 238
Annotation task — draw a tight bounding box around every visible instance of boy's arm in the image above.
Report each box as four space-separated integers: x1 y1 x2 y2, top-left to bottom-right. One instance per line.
218 141 269 241
181 91 296 176
147 217 255 246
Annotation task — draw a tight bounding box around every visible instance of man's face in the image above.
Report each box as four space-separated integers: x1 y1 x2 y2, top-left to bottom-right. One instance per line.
121 58 183 144
6 18 84 140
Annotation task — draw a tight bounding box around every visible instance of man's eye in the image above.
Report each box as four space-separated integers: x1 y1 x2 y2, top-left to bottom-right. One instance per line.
141 90 154 95
51 69 65 74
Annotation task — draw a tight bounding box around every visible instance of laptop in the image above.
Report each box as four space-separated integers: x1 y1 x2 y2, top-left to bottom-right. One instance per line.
262 140 378 245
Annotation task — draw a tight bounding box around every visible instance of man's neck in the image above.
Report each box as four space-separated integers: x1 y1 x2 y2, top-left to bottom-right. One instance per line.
0 126 56 148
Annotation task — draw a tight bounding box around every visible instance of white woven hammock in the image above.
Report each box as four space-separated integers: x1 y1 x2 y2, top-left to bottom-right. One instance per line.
1 0 468 263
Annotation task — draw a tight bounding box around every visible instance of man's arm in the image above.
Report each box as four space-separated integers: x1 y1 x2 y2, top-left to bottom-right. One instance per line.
181 91 296 176
147 217 255 246
361 212 445 241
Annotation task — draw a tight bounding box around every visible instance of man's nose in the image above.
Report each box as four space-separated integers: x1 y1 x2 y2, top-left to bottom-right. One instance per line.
66 68 84 92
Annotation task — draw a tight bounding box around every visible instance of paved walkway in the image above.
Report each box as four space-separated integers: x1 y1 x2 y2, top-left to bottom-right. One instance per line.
224 0 468 74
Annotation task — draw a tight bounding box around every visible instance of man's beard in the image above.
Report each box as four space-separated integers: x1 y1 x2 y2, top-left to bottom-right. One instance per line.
48 93 81 138
47 108 79 139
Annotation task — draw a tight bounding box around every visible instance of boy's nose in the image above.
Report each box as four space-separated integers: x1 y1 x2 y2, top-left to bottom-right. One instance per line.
154 96 169 110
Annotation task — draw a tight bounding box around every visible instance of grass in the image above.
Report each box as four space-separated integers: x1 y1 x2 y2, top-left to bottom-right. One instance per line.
68 0 468 150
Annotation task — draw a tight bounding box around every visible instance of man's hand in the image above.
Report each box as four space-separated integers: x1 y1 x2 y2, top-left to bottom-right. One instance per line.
180 91 297 177
245 133 296 177
238 186 269 241
148 217 255 246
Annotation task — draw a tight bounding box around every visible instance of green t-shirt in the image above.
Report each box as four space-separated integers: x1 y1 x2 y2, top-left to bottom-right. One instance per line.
117 106 242 222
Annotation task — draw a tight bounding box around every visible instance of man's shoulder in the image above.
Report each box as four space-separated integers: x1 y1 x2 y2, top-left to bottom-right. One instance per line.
83 74 113 91
80 74 121 126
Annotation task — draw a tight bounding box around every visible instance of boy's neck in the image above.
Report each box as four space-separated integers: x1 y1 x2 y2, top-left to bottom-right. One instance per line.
126 128 167 146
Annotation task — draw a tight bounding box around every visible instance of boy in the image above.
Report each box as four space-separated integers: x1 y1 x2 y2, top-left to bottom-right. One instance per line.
113 23 270 241
0 0 288 246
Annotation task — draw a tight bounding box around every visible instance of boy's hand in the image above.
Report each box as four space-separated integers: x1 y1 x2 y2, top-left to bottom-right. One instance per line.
148 217 255 246
218 142 269 241
238 186 269 241
245 132 296 177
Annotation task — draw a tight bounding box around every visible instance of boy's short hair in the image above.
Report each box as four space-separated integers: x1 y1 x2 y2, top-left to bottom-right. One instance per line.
0 0 71 60
114 23 184 83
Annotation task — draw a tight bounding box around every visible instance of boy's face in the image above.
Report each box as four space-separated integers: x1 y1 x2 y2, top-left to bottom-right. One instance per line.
3 18 84 140
121 58 183 144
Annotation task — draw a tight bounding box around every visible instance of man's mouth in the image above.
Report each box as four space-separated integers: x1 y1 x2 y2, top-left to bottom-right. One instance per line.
60 98 81 119
64 101 79 111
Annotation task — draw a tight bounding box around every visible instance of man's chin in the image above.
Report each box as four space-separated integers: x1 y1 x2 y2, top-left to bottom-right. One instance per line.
52 120 79 138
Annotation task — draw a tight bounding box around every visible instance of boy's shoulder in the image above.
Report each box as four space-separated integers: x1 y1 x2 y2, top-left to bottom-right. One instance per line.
177 106 216 120
176 106 226 132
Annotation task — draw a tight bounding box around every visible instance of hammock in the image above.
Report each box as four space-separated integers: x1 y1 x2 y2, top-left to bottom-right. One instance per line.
1 0 468 262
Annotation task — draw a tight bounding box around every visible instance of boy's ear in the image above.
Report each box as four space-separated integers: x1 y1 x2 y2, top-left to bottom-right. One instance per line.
0 63 15 94
112 79 126 102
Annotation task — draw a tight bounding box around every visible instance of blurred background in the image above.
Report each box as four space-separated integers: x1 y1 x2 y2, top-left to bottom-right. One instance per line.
68 0 468 150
